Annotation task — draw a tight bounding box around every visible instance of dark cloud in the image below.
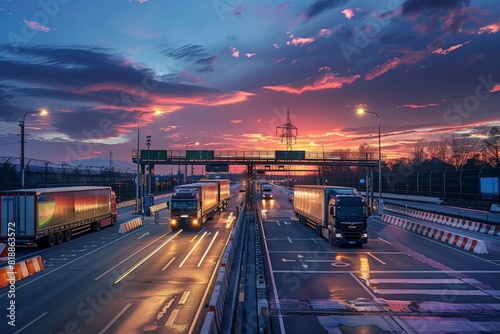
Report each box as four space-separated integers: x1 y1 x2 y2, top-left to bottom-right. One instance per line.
303 0 349 20
401 0 471 16
161 44 217 72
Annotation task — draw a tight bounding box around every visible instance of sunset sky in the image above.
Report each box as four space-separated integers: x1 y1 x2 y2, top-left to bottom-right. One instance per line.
0 0 499 173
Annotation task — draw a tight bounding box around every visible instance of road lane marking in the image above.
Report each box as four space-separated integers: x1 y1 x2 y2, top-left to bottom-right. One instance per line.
178 291 191 305
162 257 176 271
166 309 180 326
287 237 292 243
197 231 219 267
12 312 47 334
310 237 318 244
190 235 198 242
179 231 207 268
95 230 178 280
137 232 150 239
377 237 392 244
367 252 386 264
98 303 132 334
114 230 183 284
373 289 488 296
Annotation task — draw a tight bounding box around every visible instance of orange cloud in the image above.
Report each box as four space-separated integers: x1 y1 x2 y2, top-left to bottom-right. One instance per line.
341 8 355 19
286 33 315 46
401 103 439 109
230 47 239 58
365 58 401 80
479 23 500 34
433 41 470 55
263 70 360 94
23 20 50 32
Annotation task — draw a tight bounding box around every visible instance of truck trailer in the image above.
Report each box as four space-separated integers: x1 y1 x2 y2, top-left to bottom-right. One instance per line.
0 186 117 247
294 185 368 246
170 182 220 230
200 179 231 209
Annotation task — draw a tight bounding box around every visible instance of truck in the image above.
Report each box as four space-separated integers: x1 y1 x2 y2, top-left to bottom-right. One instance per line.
293 185 368 246
169 182 221 231
200 179 231 209
260 181 273 199
0 186 117 247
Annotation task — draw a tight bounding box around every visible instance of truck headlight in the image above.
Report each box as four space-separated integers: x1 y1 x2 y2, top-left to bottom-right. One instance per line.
171 219 177 225
361 233 368 238
335 233 342 238
192 219 198 225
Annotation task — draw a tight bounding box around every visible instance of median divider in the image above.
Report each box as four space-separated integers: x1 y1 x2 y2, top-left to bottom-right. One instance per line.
201 203 245 334
382 214 488 254
118 217 143 233
0 255 44 288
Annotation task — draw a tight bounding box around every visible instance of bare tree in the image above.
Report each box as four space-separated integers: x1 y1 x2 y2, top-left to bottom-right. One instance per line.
412 139 426 164
449 134 479 169
358 142 374 160
483 126 500 167
426 137 448 162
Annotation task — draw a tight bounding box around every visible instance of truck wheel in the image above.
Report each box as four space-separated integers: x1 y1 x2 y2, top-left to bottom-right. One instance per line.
56 232 64 244
46 235 56 247
64 230 72 242
92 221 101 231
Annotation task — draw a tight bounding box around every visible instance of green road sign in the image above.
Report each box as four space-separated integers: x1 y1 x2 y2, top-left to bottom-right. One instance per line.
275 150 305 160
186 150 214 160
140 150 167 160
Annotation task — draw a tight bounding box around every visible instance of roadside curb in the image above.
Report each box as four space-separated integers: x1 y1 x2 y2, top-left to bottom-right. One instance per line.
118 217 143 233
0 255 44 288
382 214 488 255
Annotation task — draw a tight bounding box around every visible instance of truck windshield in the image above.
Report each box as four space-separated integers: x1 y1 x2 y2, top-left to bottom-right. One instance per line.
171 200 197 210
337 206 364 217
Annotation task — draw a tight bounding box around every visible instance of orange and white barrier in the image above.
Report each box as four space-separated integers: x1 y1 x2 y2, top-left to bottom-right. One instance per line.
118 217 143 233
0 256 44 288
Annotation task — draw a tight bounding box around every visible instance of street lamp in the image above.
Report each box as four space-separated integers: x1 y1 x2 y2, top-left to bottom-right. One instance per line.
135 110 160 214
146 135 152 195
357 108 382 202
184 141 199 184
20 109 48 188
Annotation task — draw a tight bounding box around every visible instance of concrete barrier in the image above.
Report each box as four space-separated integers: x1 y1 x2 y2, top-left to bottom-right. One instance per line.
384 204 500 237
118 217 143 233
382 214 488 255
0 255 44 288
149 202 168 216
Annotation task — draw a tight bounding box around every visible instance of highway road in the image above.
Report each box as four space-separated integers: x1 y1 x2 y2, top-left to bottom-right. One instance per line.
0 189 245 334
259 189 500 333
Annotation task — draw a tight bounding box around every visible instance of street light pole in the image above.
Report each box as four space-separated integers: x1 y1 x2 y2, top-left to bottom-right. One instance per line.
357 108 382 201
20 109 47 189
146 135 151 195
135 111 159 214
184 142 199 184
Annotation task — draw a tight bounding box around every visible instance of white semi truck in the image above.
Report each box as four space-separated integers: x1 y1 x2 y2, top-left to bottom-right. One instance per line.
294 185 368 246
